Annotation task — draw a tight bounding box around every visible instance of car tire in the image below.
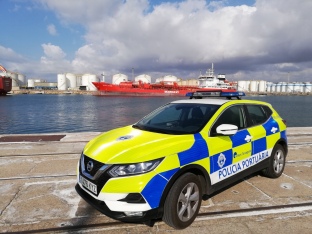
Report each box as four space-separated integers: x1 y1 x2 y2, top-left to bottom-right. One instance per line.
263 144 286 178
162 173 202 229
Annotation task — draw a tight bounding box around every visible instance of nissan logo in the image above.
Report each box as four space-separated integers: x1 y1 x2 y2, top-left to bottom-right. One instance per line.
87 161 94 172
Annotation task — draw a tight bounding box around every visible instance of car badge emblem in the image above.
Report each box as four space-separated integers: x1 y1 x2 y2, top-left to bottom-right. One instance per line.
271 127 278 133
117 135 133 141
244 135 252 142
218 153 226 168
87 161 94 172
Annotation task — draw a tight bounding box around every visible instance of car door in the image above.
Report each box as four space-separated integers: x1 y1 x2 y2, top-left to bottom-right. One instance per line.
208 104 252 184
245 104 274 157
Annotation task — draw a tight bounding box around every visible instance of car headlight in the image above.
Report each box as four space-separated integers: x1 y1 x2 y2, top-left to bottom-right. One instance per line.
108 158 163 177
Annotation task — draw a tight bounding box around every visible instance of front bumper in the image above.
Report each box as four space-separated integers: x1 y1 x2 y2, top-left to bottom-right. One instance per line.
75 183 162 223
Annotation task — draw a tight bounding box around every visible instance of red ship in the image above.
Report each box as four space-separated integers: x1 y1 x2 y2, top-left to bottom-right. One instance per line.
0 65 12 96
93 64 236 96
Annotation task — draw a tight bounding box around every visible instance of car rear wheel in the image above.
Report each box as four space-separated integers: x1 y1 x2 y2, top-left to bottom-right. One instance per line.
263 144 286 178
162 173 202 229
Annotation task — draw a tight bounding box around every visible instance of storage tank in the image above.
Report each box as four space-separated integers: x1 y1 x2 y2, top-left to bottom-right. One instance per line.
155 77 163 83
66 73 77 88
163 75 178 83
188 79 198 86
57 74 67 90
10 72 18 87
280 82 287 92
271 83 277 93
304 82 312 93
276 83 282 93
294 82 304 93
82 74 90 87
87 74 98 91
112 73 128 84
135 74 151 83
28 79 35 88
250 81 259 92
258 80 267 92
17 73 25 86
82 74 98 91
237 80 249 92
266 82 273 93
286 83 294 93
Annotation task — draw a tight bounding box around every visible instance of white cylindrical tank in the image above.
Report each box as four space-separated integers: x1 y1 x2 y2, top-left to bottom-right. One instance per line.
82 74 90 86
188 79 198 86
286 83 294 93
276 83 282 93
237 80 249 92
17 73 25 86
66 73 77 88
258 80 267 92
28 79 35 88
155 77 163 83
280 82 287 92
34 79 44 83
266 82 273 93
163 75 178 83
271 83 277 93
82 74 99 90
250 81 259 92
57 74 67 90
112 73 128 84
293 82 304 93
87 74 98 91
304 82 312 93
135 74 151 83
10 72 18 87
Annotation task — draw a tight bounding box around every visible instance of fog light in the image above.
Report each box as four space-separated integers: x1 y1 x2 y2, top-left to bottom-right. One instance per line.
124 211 143 217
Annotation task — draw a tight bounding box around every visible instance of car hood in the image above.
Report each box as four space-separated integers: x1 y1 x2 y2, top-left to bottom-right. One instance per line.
83 125 195 164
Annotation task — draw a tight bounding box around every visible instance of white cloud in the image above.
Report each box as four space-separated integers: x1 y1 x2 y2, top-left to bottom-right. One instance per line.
47 24 57 36
41 43 66 60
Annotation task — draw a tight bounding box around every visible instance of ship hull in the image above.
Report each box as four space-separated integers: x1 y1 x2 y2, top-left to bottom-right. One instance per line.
92 82 234 97
0 77 12 96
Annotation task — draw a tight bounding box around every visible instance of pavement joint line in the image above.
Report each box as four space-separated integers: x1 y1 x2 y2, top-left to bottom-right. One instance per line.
196 203 312 221
0 174 76 181
243 179 274 201
0 184 23 217
282 172 312 189
0 153 80 157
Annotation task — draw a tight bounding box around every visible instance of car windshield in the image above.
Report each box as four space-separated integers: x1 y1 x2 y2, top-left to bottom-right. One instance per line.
133 103 220 134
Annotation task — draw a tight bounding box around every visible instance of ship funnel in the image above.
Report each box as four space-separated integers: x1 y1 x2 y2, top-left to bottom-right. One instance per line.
102 72 105 82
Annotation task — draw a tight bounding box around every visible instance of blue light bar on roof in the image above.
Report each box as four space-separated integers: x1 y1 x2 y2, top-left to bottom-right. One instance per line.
220 91 246 97
187 90 246 99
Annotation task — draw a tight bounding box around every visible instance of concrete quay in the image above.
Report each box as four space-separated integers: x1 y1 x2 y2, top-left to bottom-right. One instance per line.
0 127 312 233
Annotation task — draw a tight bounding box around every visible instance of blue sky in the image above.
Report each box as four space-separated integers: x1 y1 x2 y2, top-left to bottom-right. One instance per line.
1 0 312 82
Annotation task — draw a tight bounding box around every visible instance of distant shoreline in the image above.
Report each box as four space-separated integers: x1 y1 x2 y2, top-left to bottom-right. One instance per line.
7 89 312 96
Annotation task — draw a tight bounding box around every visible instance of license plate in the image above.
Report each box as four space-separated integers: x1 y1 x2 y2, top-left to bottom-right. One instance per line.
80 175 97 194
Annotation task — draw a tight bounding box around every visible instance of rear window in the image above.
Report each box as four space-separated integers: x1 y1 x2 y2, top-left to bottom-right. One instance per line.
246 105 269 126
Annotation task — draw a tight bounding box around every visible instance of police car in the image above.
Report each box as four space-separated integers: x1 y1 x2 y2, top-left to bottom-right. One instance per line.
75 90 287 229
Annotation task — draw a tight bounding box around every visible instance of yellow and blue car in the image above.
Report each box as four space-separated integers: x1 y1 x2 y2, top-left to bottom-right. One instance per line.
75 91 287 229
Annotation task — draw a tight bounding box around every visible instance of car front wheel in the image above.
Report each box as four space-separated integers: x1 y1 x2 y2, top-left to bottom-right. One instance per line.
162 173 202 229
263 144 286 178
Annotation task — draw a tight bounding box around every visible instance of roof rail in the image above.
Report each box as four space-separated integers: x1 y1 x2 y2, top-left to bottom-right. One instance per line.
186 90 245 100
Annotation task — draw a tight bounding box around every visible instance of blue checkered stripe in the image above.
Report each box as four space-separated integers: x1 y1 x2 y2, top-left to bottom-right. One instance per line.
141 133 209 209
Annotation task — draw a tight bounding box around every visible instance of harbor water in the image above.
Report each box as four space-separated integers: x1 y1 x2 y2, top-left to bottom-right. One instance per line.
0 94 311 134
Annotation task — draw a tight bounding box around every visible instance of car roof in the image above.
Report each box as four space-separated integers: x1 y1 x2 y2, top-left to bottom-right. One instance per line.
171 98 230 105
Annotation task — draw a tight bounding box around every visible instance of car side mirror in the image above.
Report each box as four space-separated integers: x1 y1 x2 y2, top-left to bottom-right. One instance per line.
216 124 238 136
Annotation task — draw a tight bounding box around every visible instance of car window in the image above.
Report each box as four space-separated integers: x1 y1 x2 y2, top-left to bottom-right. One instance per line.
211 105 245 135
262 105 273 117
246 105 268 126
134 103 220 134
